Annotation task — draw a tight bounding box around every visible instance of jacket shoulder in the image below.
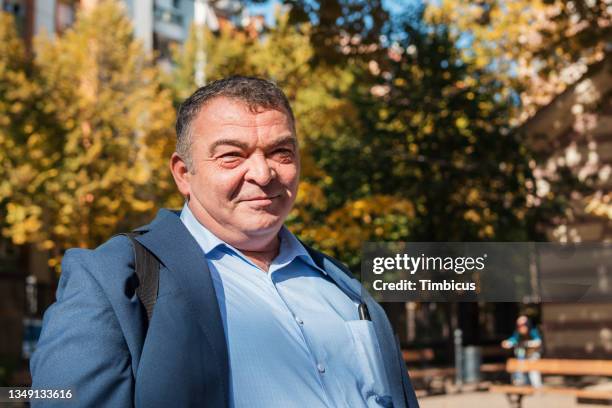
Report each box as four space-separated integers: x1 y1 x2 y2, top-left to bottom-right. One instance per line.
63 234 133 274
58 235 137 307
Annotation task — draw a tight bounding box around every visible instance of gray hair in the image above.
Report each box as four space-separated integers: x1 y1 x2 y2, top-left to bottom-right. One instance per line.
175 76 296 171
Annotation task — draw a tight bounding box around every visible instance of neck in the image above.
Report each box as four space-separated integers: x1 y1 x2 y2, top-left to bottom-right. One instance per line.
238 239 280 272
187 200 282 271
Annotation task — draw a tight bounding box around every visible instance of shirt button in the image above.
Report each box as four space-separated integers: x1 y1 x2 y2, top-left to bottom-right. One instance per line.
316 363 325 373
295 316 304 325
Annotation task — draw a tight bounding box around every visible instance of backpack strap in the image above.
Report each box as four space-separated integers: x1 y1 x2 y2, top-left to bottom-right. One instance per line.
120 232 160 326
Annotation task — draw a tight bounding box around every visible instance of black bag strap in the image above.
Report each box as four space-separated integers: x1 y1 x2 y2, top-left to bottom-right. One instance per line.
120 232 160 326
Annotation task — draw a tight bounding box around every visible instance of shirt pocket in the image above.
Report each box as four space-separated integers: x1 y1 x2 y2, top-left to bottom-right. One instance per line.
345 320 394 408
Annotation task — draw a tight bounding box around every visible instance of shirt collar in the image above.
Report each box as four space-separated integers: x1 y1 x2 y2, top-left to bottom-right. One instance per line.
273 224 327 275
179 202 327 275
180 202 227 255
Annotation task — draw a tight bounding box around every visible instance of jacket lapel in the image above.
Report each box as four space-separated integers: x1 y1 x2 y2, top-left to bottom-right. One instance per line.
134 209 230 406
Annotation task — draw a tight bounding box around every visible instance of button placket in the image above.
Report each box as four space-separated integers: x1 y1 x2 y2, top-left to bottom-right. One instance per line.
270 272 335 406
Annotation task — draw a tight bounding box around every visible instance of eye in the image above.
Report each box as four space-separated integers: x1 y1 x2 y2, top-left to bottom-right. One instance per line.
216 152 245 168
270 148 295 163
218 151 243 158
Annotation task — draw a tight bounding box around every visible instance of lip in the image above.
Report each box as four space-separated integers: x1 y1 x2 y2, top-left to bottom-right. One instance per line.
240 195 280 203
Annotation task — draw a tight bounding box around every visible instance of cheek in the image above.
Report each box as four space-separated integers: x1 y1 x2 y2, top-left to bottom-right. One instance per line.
278 164 300 188
192 168 244 201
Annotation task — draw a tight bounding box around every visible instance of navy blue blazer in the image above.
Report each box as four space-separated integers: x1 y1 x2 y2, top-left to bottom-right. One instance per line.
31 209 419 407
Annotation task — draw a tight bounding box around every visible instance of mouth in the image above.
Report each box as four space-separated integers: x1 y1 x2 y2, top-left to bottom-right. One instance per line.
240 195 281 205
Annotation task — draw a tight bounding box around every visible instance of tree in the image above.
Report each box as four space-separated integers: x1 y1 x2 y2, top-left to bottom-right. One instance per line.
0 12 60 248
284 0 390 64
424 0 610 232
168 19 260 103
169 5 578 268
341 16 539 243
1 1 179 271
424 0 611 121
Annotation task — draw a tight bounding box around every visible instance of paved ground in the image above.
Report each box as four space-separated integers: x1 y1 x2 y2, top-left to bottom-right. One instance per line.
419 391 604 408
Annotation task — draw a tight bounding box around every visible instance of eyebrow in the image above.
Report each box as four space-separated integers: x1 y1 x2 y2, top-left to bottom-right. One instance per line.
208 139 250 156
267 135 297 150
208 135 297 156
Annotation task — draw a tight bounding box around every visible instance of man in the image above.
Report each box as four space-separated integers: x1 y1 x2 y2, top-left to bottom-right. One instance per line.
31 76 419 407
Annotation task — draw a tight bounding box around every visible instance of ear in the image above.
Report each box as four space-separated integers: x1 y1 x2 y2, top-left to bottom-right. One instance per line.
170 152 191 199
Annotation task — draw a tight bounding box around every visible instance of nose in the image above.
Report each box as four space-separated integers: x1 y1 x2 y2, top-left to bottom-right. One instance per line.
244 153 275 186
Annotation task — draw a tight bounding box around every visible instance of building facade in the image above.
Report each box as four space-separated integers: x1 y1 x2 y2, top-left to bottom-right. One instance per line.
0 0 243 56
522 55 612 359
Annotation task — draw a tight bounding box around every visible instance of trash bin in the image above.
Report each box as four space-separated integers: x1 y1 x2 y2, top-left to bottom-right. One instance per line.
462 345 482 383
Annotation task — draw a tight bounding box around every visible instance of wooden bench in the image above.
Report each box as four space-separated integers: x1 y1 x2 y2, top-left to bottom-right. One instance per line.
402 348 435 364
402 349 444 393
490 358 612 407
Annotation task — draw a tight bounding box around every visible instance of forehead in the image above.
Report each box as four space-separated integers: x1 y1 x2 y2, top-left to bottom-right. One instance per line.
190 97 294 144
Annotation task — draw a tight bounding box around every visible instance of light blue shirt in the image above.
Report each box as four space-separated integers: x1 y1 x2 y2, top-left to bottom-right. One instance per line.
180 204 393 408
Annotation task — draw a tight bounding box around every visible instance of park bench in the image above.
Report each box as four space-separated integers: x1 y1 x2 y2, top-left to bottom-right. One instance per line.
403 348 505 395
403 348 435 364
490 358 612 408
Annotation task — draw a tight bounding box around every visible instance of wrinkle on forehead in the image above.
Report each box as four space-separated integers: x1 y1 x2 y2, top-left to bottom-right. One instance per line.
192 98 296 152
194 97 294 133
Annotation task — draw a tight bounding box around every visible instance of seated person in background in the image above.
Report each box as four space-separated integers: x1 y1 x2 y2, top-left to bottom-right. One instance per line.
502 315 543 388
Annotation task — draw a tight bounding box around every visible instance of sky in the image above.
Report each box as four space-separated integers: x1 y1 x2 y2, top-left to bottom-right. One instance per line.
247 0 422 27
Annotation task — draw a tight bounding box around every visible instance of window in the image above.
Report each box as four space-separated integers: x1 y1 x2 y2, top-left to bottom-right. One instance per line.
55 0 77 34
3 0 27 36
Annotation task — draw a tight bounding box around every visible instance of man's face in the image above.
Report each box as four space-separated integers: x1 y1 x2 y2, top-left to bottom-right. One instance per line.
175 97 299 241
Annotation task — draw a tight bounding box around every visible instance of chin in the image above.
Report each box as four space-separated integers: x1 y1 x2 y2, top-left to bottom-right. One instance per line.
240 216 284 235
